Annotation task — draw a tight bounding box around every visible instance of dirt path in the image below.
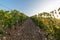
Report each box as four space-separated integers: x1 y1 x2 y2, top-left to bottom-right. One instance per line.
0 18 45 40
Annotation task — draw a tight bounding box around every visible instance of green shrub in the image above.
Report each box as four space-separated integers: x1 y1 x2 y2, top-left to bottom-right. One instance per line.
0 29 4 35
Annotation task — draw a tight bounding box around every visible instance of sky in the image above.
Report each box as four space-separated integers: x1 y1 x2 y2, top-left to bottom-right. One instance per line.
0 0 60 16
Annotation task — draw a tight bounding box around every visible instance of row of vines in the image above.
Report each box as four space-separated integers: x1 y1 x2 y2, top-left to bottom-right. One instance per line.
0 10 28 35
31 8 60 40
